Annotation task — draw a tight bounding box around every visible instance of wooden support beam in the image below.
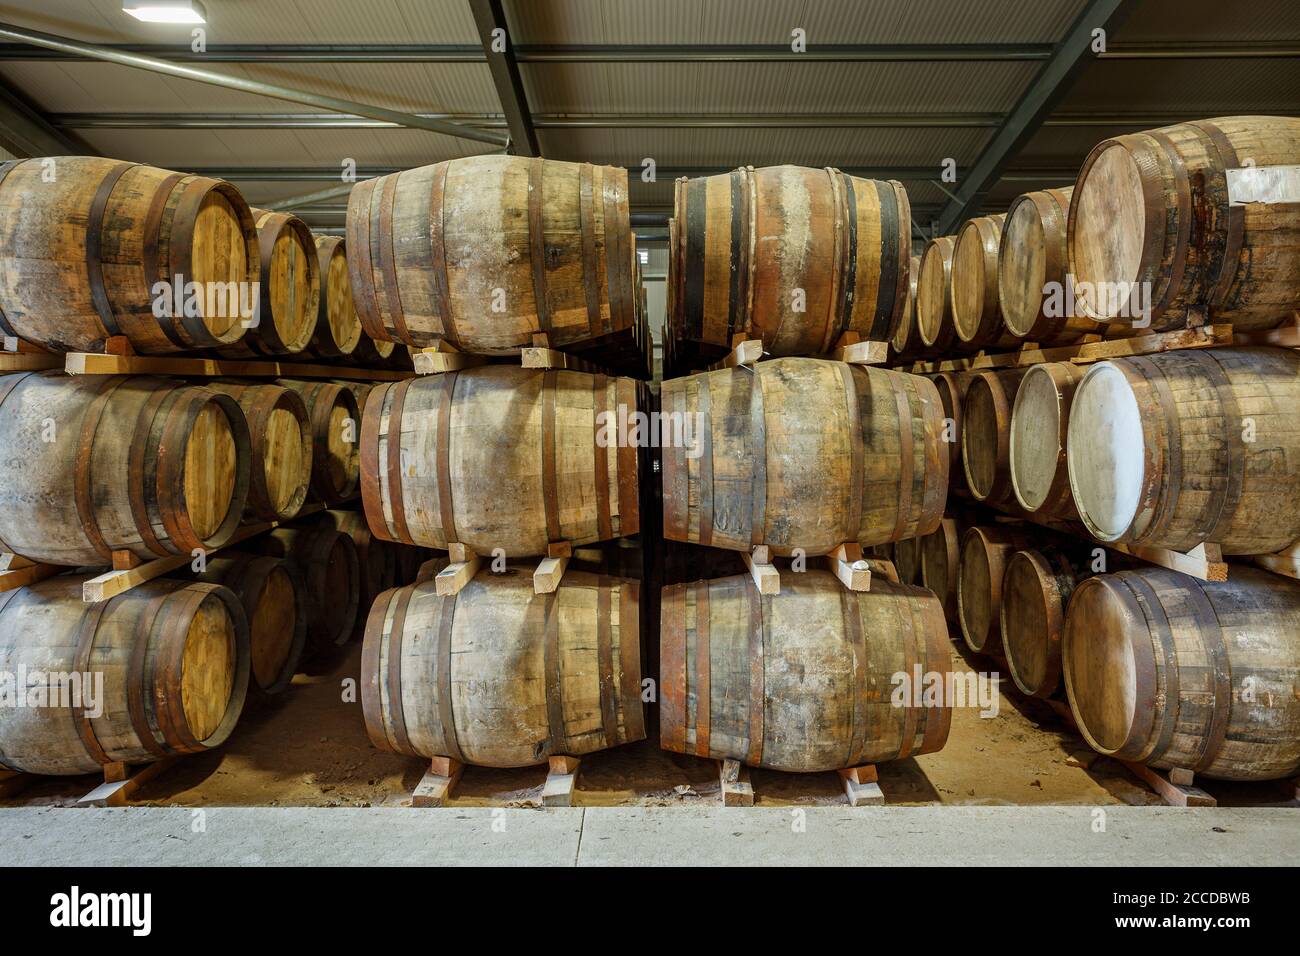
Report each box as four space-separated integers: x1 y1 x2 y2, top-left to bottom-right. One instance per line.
1119 760 1216 807
0 352 61 372
0 562 61 592
719 758 754 807
742 547 780 594
77 757 179 807
541 755 580 807
520 347 607 373
412 756 464 807
1108 541 1227 582
830 336 889 365
435 554 481 595
829 543 872 591
65 351 413 381
839 765 884 806
706 338 764 371
0 553 34 572
533 555 568 594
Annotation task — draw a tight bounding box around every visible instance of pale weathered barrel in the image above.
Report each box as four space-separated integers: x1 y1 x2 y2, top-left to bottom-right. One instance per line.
194 552 305 698
952 213 1019 349
1067 347 1300 554
920 516 964 622
277 379 360 506
346 156 635 354
1063 566 1300 781
662 357 947 556
361 366 640 556
671 165 911 357
0 576 249 775
0 157 258 354
1069 116 1300 331
362 568 645 767
957 525 1034 656
917 235 960 353
661 570 951 773
890 254 924 358
0 372 251 566
220 208 318 357
961 367 1029 505
998 186 1102 344
1009 362 1083 518
205 380 312 521
259 525 359 654
305 235 362 360
1000 548 1081 699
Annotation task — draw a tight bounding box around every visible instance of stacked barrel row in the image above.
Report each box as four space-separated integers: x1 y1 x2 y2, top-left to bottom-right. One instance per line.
908 115 1300 784
660 166 956 775
346 156 649 770
0 157 424 779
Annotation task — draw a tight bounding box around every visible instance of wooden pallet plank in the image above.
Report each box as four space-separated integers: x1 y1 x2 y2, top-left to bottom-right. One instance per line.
0 562 61 593
412 757 464 808
838 765 884 806
1119 760 1217 807
742 548 780 595
719 758 754 807
541 756 581 807
65 352 412 382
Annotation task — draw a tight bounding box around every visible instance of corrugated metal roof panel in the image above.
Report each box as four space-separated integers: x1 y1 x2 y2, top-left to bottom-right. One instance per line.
506 0 1086 44
1117 0 1300 41
522 61 1039 113
1057 58 1300 113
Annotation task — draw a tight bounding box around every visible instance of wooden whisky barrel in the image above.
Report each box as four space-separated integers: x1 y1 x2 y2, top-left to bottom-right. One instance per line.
961 367 1029 505
361 366 641 556
277 379 360 506
346 155 635 354
671 165 911 357
920 516 964 622
930 371 967 483
662 357 948 556
1068 116 1300 331
952 213 1019 349
890 254 923 358
998 186 1102 344
1067 347 1300 554
999 548 1080 699
221 208 318 357
304 235 362 360
351 333 398 368
194 553 305 698
362 568 645 767
661 570 951 772
957 525 1034 656
205 380 312 521
259 525 360 654
893 536 922 585
0 157 259 354
1063 566 1300 781
317 508 397 611
0 576 249 775
917 235 960 353
0 372 251 566
1009 362 1083 518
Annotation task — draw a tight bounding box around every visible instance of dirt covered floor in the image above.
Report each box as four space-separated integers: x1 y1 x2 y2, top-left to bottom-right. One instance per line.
4 639 1296 810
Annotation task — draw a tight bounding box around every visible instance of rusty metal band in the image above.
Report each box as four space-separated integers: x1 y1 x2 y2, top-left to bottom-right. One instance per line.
873 180 903 342
384 378 415 546
839 364 864 544
125 590 176 759
127 383 179 557
1120 573 1179 763
695 376 715 546
917 597 953 754
663 382 688 540
683 177 707 340
1181 578 1233 774
595 577 619 746
169 178 231 347
156 585 224 753
85 161 138 340
890 380 915 541
843 173 864 338
383 585 417 756
748 367 767 547
70 599 114 766
75 376 131 563
615 379 639 534
743 166 759 333
617 581 645 741
842 588 868 767
0 371 30 554
609 166 634 335
246 212 292 355
1195 351 1246 545
0 161 20 336
433 588 465 762
358 383 395 542
1129 356 1184 545
659 585 687 753
527 157 552 335
745 590 767 767
346 178 385 342
894 590 919 759
360 587 397 751
1191 121 1246 314
152 392 226 555
541 370 562 544
592 374 612 541
376 175 412 345
542 591 567 757
1145 130 1194 323
578 163 602 337
428 163 457 344
139 172 189 350
692 580 712 758
726 169 746 342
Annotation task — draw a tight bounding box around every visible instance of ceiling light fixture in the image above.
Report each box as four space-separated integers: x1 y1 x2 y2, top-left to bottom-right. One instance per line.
123 1 207 24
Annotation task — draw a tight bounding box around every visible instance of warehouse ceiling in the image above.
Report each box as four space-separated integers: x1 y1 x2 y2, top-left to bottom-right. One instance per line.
0 0 1296 242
